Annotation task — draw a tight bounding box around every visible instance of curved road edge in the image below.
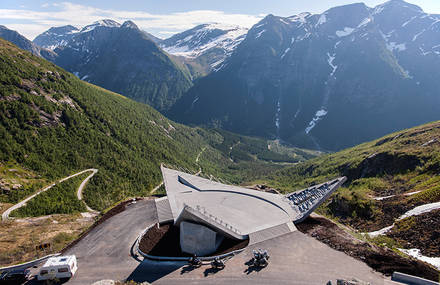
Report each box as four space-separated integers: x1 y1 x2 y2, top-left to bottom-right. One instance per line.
76 169 98 212
2 168 98 221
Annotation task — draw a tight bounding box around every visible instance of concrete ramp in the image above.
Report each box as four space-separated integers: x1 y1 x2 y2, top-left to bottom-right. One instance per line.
155 197 173 224
249 222 296 245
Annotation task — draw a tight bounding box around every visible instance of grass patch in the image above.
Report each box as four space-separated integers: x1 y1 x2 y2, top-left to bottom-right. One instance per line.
51 232 77 252
411 184 440 203
0 214 92 267
393 216 417 233
366 235 402 249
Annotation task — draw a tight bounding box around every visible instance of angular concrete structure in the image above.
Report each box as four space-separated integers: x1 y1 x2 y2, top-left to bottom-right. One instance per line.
179 221 224 256
155 166 346 255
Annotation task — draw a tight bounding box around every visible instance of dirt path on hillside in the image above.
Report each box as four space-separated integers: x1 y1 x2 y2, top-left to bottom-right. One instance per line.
2 169 98 221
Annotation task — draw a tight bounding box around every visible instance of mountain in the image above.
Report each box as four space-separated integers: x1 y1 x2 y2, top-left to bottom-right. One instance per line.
0 38 312 211
259 120 440 274
143 31 163 44
33 25 79 50
169 0 440 151
160 23 248 77
34 22 163 49
0 25 56 60
36 20 192 112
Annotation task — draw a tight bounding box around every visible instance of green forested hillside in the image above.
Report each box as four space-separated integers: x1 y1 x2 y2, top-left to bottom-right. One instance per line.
11 173 89 217
258 121 440 258
0 38 309 211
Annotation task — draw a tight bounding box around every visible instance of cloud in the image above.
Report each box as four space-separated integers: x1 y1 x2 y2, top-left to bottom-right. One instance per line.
0 2 263 40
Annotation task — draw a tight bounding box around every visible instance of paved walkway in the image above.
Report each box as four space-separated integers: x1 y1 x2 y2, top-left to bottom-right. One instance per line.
131 231 395 284
53 199 396 284
2 169 98 221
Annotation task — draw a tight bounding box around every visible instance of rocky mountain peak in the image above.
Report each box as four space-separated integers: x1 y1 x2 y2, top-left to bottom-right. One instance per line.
374 0 424 15
121 20 139 30
80 19 121 33
47 25 79 34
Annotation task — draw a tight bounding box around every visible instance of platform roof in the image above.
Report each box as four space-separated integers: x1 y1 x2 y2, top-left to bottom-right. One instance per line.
161 167 298 235
160 166 346 240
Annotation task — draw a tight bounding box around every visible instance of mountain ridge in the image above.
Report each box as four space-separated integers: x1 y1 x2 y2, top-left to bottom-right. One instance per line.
0 25 57 60
169 0 440 151
0 37 312 211
38 19 193 112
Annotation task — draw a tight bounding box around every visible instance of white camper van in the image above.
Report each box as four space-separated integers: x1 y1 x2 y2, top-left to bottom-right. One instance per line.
37 255 77 281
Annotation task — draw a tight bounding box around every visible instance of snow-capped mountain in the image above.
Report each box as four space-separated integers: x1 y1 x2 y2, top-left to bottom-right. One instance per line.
33 25 79 50
160 23 248 72
33 20 160 50
37 20 192 112
169 0 440 151
79 19 121 33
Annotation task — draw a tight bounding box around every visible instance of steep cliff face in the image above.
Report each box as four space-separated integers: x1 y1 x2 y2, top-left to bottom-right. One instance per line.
170 1 440 151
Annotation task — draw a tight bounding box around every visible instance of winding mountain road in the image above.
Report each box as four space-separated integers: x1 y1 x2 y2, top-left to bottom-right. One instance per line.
76 169 98 212
2 169 98 221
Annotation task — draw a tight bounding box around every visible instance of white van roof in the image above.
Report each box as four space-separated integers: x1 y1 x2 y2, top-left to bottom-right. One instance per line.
42 255 76 267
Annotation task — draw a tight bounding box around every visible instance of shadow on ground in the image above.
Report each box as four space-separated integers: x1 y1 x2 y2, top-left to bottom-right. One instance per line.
243 259 266 275
203 267 224 277
126 259 185 283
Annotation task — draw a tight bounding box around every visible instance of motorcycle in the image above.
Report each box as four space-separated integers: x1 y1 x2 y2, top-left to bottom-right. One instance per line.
251 249 269 268
210 257 225 270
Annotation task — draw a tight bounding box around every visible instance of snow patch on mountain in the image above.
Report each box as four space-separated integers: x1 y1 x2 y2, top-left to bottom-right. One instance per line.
255 29 266 39
386 42 407 52
399 201 440 220
327 53 338 77
80 20 121 33
398 249 440 270
358 17 372 28
281 48 291 59
402 15 417 27
373 5 385 15
316 14 327 27
191 97 199 109
279 18 291 25
336 27 355 37
275 100 281 130
305 109 328 134
161 23 248 60
412 29 426 41
288 12 311 25
47 40 69 50
368 201 440 237
296 32 312 41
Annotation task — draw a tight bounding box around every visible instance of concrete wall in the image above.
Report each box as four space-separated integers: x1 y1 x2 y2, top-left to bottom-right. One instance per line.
180 221 224 256
392 272 440 285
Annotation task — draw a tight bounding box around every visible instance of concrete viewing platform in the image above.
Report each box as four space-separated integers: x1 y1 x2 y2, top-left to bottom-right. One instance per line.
156 166 346 255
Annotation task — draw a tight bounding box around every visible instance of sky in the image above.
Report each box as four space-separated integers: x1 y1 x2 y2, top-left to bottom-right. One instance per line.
1 0 439 40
